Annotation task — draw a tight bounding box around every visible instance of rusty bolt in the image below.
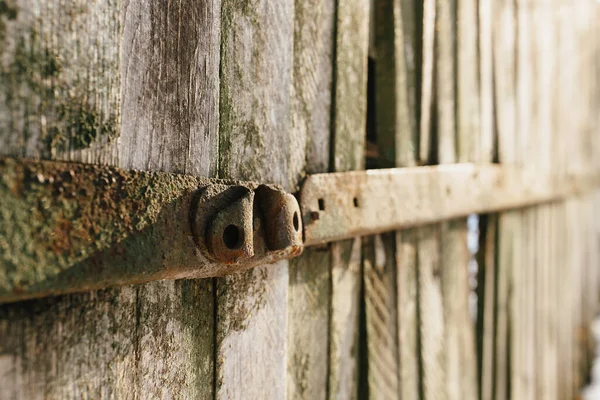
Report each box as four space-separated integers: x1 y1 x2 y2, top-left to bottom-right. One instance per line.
255 185 303 252
192 182 304 265
206 190 255 264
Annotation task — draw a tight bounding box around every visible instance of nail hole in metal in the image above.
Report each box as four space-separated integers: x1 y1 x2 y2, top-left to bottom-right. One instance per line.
353 197 359 207
223 224 242 250
318 198 325 211
293 212 299 231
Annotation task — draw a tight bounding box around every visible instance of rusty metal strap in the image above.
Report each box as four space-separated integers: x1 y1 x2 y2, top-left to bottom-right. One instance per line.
0 157 301 302
1 157 599 302
300 164 600 245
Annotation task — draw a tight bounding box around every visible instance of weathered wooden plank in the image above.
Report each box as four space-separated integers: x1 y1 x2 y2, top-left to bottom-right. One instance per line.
289 0 334 179
440 219 475 400
372 0 420 397
328 0 370 397
493 0 518 397
396 229 419 399
0 0 120 164
287 248 331 400
477 215 496 400
286 0 334 397
329 237 362 399
365 0 421 396
363 234 398 399
478 0 501 396
456 0 480 163
331 0 369 174
435 1 477 399
374 0 418 168
479 0 494 162
417 225 445 400
216 0 294 398
418 0 435 163
119 0 220 177
0 0 221 396
435 0 455 165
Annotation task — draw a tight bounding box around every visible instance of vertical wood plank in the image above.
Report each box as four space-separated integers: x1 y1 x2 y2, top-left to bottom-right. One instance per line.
440 219 476 400
437 0 477 399
492 0 517 392
286 0 335 398
478 215 497 400
216 0 294 398
418 1 450 399
374 0 418 168
363 234 399 399
331 0 369 173
289 0 334 178
329 238 362 399
418 225 445 400
119 0 221 177
373 0 420 397
479 0 494 161
372 0 420 399
329 0 370 398
396 230 420 399
0 0 121 164
477 0 499 389
418 0 435 163
457 0 480 163
288 249 331 400
0 2 221 397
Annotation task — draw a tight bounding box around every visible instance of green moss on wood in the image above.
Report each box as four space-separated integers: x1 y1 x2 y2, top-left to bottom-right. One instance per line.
0 157 208 299
0 4 119 155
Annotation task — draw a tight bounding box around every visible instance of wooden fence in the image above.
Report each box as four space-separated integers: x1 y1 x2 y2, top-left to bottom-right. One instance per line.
0 0 599 399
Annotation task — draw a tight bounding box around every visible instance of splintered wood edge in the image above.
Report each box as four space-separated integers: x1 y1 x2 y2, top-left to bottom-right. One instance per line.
301 163 600 245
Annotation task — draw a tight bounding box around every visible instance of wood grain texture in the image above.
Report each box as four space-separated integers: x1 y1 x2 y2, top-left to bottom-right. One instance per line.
372 0 420 397
289 0 334 179
363 234 398 399
286 0 334 397
287 248 331 400
331 0 369 173
374 0 417 168
477 0 501 398
0 1 222 397
478 215 497 400
119 0 221 176
418 0 435 163
417 225 446 400
329 237 362 399
216 0 294 398
416 2 446 399
0 0 121 164
329 0 370 397
440 220 475 400
493 0 517 398
396 230 419 399
479 0 494 162
0 272 215 400
435 0 456 165
456 0 480 162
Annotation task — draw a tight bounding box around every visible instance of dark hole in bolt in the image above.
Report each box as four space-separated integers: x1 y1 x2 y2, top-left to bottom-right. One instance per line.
293 212 300 231
353 197 359 207
318 198 325 211
223 224 242 250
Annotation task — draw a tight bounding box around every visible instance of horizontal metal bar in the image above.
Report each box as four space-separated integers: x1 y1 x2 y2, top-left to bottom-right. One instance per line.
0 157 302 303
300 163 600 245
2 157 598 303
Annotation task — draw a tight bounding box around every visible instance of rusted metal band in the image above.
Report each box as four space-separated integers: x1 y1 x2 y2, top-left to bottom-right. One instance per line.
300 163 600 245
1 157 599 303
0 157 301 303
